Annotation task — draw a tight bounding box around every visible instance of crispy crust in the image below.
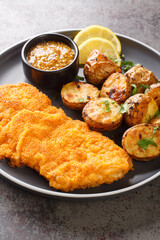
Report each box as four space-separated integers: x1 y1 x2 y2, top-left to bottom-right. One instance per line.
0 83 133 192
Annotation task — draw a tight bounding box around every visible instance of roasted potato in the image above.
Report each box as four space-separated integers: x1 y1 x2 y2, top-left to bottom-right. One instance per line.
82 97 123 131
147 83 160 108
61 82 99 110
100 72 132 104
122 123 160 161
124 94 158 126
125 65 158 93
83 49 121 85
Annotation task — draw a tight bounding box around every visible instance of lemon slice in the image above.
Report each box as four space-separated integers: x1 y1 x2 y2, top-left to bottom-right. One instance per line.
78 37 121 66
74 25 121 54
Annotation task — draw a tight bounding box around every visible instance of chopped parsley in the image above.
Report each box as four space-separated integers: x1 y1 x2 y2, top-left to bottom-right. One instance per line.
119 102 128 113
78 98 86 102
154 110 160 119
137 126 158 150
76 75 84 80
140 84 150 94
131 84 138 95
121 61 135 72
137 138 157 150
153 126 159 135
99 100 111 112
108 56 121 65
120 53 125 59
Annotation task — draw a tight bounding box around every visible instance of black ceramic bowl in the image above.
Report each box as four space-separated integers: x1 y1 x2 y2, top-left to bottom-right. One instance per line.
21 33 79 88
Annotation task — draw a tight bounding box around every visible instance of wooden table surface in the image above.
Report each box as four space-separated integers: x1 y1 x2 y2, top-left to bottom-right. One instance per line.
0 0 160 239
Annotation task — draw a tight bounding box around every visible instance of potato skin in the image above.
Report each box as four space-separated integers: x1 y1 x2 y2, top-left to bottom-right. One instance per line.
122 123 160 161
61 82 99 110
147 83 160 108
125 65 158 93
82 97 123 131
83 49 121 85
100 73 132 104
124 94 158 127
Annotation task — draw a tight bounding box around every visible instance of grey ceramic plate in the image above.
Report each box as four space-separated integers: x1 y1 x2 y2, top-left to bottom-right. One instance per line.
0 29 160 199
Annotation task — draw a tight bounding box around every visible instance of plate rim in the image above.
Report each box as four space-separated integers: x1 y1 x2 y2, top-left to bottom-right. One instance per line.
0 28 160 199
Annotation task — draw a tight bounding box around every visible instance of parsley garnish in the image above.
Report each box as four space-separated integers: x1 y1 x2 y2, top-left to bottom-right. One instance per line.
158 79 160 83
114 59 121 64
120 53 125 59
131 84 138 95
140 84 150 94
121 61 135 72
76 75 84 80
99 100 111 112
137 138 157 150
78 98 86 102
153 126 159 135
137 126 158 150
120 102 128 113
154 110 160 119
108 57 121 65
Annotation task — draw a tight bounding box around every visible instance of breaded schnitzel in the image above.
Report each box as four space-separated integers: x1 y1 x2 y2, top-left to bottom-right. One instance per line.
0 109 132 192
0 83 60 128
0 83 65 161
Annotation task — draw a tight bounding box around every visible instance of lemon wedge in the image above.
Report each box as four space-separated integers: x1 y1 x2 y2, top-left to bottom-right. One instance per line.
74 25 121 54
78 37 121 66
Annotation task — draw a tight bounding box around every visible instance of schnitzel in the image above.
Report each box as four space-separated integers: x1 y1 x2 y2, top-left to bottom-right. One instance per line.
0 83 61 128
0 107 132 192
0 82 65 161
0 83 133 191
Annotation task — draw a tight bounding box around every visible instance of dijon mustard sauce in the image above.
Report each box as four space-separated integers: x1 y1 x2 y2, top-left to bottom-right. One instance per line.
27 41 75 71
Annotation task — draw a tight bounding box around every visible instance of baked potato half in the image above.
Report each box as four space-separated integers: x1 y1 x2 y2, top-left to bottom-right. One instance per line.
122 123 160 161
125 65 158 93
61 82 99 110
82 97 123 131
147 83 160 108
83 49 121 85
124 94 158 126
100 72 132 104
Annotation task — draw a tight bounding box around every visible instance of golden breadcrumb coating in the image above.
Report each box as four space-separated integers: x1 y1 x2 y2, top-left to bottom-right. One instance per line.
0 108 132 192
0 82 60 127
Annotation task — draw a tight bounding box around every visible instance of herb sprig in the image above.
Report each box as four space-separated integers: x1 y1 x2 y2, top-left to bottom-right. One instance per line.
119 102 128 113
153 110 160 119
76 75 84 80
140 84 150 94
131 84 138 95
78 98 86 102
121 61 135 72
99 100 111 112
137 126 159 150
